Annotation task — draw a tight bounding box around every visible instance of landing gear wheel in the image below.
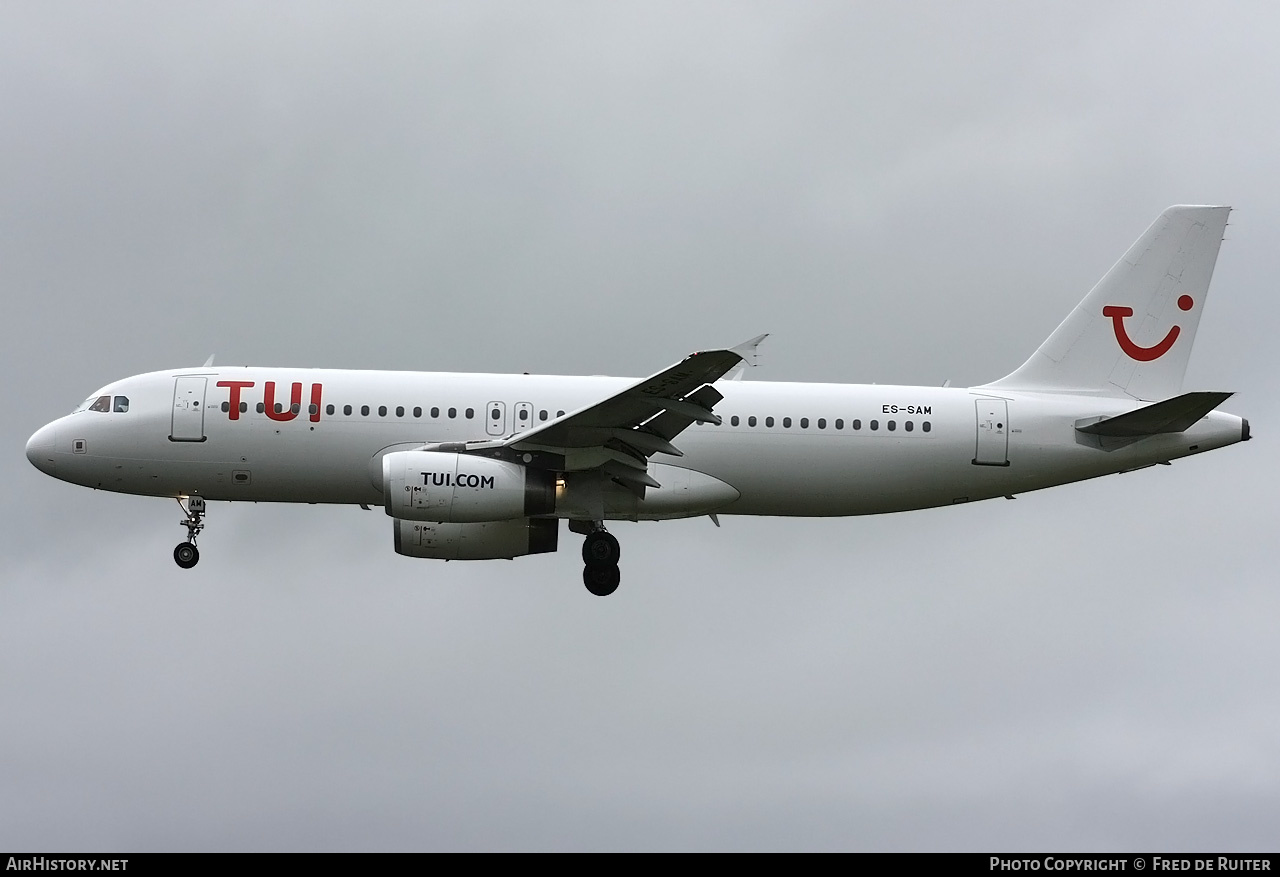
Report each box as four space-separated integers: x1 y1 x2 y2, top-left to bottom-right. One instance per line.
583 563 620 597
582 530 621 567
174 542 200 569
174 496 206 569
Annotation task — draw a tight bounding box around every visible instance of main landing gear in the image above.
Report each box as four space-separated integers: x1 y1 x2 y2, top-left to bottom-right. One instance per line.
174 495 205 569
581 527 621 597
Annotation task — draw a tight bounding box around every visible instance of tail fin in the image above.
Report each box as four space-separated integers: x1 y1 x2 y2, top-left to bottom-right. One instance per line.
982 205 1230 401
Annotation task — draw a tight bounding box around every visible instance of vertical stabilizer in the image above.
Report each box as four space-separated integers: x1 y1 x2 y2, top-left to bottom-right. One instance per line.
982 205 1230 400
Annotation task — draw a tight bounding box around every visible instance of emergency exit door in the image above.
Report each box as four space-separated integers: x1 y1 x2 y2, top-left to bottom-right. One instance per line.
512 402 535 434
973 399 1009 466
485 401 507 436
170 377 208 442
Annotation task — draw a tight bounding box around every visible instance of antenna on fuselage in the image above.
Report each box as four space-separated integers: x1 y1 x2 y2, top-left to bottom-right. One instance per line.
202 354 216 367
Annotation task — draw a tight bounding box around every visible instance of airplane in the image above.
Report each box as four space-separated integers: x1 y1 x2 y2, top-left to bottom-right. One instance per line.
25 205 1250 596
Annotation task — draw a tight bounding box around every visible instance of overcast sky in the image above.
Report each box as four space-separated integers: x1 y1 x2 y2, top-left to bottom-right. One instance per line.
3 1 1278 852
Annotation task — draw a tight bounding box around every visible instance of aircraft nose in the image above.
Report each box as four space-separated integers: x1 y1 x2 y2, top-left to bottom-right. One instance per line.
26 423 57 475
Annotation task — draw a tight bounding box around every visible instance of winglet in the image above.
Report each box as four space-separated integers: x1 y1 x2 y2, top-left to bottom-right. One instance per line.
202 354 216 367
725 333 769 381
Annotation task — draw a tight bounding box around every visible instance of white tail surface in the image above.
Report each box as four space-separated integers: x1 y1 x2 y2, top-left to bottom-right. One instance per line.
983 205 1230 401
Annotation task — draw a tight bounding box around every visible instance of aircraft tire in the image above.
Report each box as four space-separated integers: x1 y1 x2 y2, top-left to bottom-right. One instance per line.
174 542 200 569
582 530 621 567
583 563 620 597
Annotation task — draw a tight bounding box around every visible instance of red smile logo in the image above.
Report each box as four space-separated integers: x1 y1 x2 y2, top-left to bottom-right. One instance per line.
1103 295 1194 362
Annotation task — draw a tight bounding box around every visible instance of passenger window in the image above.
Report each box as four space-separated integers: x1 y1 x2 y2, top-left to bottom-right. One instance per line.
870 420 879 430
557 410 565 417
731 415 740 426
817 418 826 429
308 404 317 415
923 421 932 433
465 408 474 419
800 418 809 429
396 406 405 417
413 407 422 418
343 405 352 416
518 409 528 421
905 421 914 432
289 403 300 414
240 402 247 414
256 402 265 414
539 409 548 421
113 396 129 413
431 407 440 418
89 395 111 413
361 405 370 416
378 406 387 416
835 419 843 429
448 408 457 418
326 404 335 415
888 420 896 431
765 416 774 427
274 403 283 414
783 417 792 428
853 419 861 430
748 415 757 427
221 402 230 413
491 407 501 421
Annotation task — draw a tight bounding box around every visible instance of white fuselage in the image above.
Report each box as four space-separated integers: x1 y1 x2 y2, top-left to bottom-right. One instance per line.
25 367 1247 519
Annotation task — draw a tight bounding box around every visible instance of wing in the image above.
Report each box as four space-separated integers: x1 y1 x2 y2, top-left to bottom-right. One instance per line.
502 335 767 494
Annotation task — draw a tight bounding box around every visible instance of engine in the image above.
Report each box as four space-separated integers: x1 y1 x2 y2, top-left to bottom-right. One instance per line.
393 517 559 560
382 450 556 523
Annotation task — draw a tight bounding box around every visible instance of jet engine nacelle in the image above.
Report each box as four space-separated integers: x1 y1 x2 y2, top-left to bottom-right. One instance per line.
382 451 555 523
393 517 560 560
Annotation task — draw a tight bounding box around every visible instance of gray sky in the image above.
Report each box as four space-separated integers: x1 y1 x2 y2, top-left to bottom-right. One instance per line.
3 1 1277 851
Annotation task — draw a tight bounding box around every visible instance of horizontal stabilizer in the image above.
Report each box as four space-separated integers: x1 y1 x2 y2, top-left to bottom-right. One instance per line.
1075 391 1233 437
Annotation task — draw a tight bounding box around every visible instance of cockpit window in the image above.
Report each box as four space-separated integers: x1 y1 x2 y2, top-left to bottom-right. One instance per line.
113 396 129 413
88 395 112 413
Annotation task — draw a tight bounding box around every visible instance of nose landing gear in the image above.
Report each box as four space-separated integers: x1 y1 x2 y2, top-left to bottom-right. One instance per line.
174 495 205 569
581 527 621 597
174 541 199 569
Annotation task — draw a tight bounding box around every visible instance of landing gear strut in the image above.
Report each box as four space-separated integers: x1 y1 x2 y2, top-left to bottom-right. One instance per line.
581 527 621 597
174 495 205 569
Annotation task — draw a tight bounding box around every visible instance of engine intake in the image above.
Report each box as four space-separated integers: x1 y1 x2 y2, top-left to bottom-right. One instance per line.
382 451 555 523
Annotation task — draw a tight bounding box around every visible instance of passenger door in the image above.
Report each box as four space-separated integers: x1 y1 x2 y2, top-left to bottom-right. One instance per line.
973 399 1009 466
170 377 208 442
